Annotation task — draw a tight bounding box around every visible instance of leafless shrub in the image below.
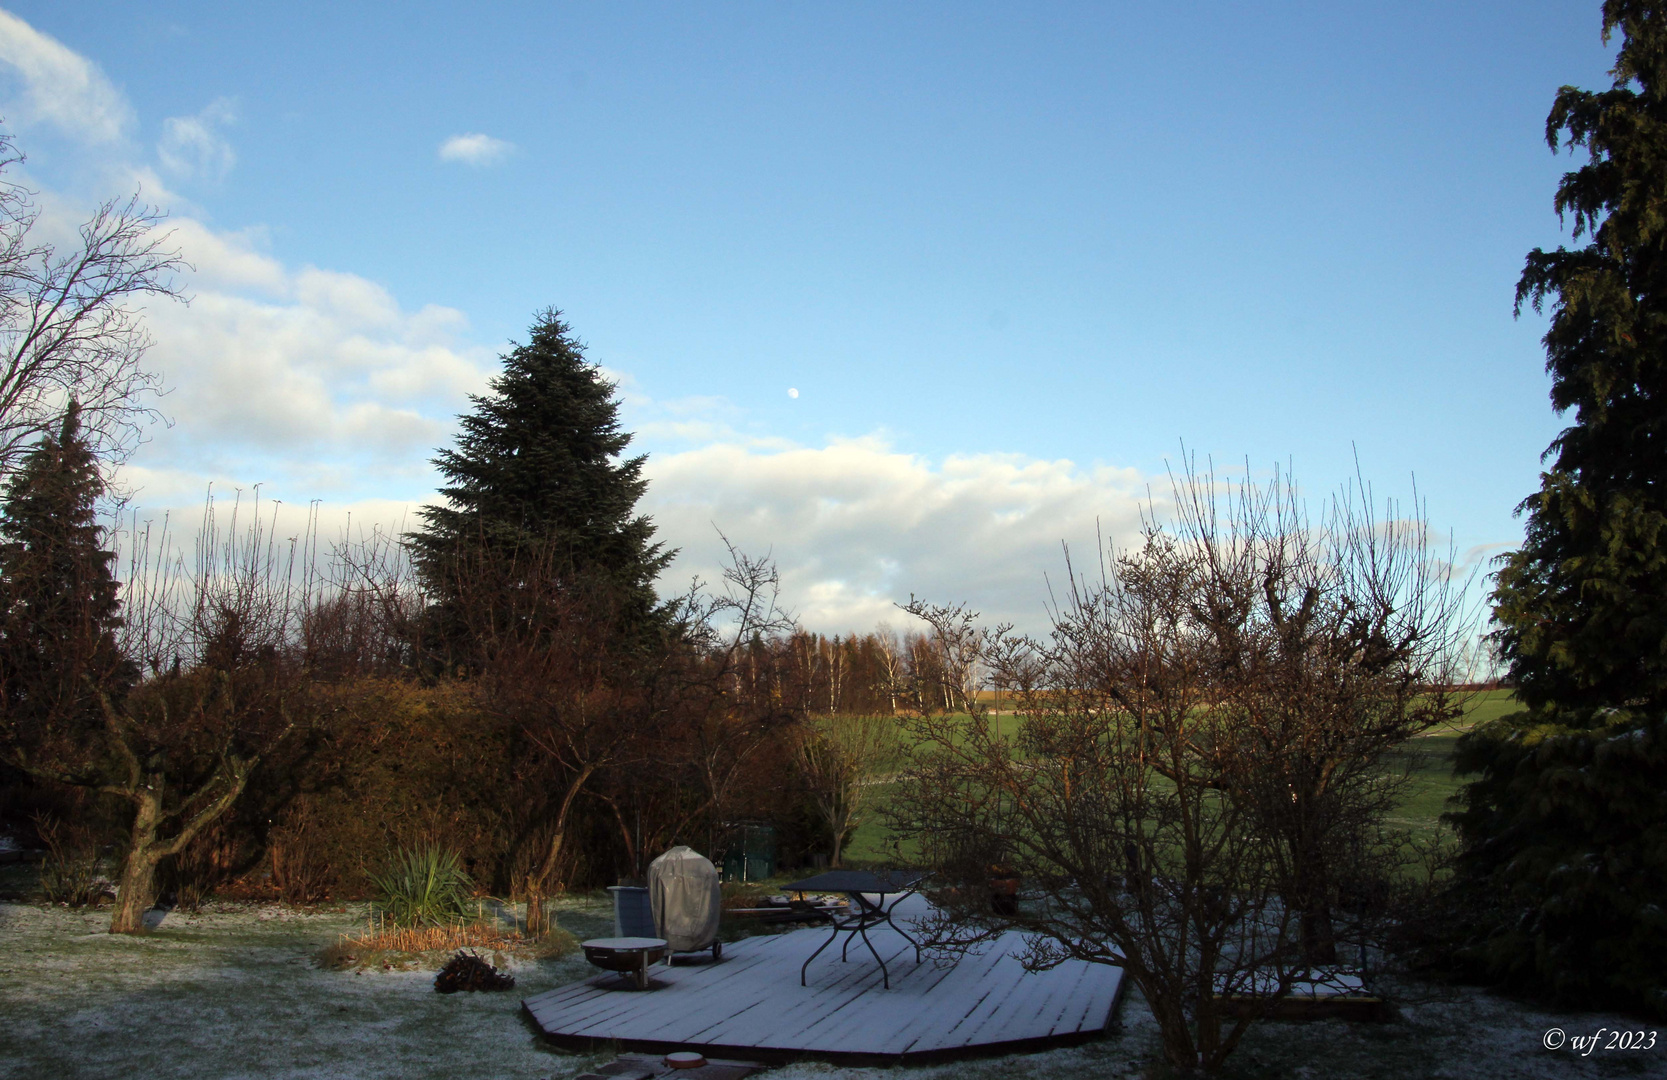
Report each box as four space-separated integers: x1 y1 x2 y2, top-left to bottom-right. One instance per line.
32 812 107 906
268 798 332 904
891 462 1477 1073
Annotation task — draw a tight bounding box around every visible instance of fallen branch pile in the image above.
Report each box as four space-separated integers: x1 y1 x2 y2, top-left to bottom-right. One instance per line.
434 950 515 993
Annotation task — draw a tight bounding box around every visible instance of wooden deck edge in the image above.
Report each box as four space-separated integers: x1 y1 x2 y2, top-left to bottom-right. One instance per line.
525 1026 1114 1067
521 1002 1118 1067
1104 962 1129 1028
516 933 1133 1060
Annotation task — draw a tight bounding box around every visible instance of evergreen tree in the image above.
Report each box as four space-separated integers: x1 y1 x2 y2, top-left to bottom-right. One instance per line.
0 400 130 738
1451 1 1667 1015
407 310 671 654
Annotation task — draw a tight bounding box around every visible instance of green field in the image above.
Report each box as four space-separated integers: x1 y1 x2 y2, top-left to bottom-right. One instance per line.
842 690 1522 865
1382 688 1519 834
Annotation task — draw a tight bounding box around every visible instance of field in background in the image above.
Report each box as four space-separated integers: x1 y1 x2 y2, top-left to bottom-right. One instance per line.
1386 688 1518 834
842 690 1522 865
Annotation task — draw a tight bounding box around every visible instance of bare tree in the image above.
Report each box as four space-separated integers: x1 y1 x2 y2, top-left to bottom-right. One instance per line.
0 136 182 477
452 543 651 932
873 626 904 714
901 597 1003 715
891 465 1474 1073
795 713 901 867
655 533 797 858
893 532 1302 1073
1170 462 1474 966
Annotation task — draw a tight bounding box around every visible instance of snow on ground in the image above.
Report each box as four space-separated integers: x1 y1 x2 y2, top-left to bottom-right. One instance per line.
0 900 1661 1080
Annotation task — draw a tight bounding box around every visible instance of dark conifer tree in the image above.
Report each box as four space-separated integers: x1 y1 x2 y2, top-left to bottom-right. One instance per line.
1451 1 1667 1015
407 310 671 658
0 400 130 740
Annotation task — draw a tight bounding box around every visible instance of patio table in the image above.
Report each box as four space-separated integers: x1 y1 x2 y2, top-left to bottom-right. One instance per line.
782 869 923 989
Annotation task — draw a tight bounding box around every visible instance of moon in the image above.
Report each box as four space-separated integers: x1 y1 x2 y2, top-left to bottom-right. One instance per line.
787 387 799 398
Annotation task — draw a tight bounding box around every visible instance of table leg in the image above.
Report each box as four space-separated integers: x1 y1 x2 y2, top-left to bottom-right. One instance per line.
841 920 857 961
883 890 923 964
800 919 842 986
855 918 890 989
886 909 922 963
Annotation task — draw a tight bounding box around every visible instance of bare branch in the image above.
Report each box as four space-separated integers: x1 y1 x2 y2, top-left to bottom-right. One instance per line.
0 135 183 477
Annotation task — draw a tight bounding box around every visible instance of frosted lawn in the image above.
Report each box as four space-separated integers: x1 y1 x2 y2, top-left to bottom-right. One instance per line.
0 900 1656 1080
0 898 615 1080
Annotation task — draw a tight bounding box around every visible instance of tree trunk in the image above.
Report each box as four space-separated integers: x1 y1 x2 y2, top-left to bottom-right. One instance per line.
829 804 849 868
528 764 596 924
1144 982 1201 1073
103 752 256 935
1291 811 1338 967
525 886 549 937
109 787 165 934
1299 899 1338 967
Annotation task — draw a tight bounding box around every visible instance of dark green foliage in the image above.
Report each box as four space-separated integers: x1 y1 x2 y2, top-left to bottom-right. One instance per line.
0 402 131 747
1450 710 1667 1013
369 846 475 928
1493 1 1667 711
406 310 671 659
1455 1 1667 1015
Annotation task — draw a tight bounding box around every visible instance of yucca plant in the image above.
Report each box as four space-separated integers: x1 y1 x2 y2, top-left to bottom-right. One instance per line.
367 846 474 928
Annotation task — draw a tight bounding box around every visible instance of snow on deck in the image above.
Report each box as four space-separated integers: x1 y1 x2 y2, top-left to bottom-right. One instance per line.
522 904 1124 1063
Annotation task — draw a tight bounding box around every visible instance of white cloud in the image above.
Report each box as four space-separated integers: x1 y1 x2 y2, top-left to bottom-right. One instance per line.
643 437 1153 634
156 218 288 295
0 10 131 143
438 132 514 167
158 98 237 182
140 255 493 476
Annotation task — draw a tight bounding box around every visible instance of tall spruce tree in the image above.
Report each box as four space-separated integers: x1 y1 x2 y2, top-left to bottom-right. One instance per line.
0 400 130 740
1451 1 1667 1015
407 310 671 655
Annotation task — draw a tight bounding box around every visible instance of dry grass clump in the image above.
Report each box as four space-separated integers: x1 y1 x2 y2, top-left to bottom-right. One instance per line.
344 921 517 953
318 921 576 971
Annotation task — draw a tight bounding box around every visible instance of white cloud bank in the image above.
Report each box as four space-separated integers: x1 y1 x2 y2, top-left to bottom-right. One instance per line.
0 13 497 503
0 10 131 144
644 437 1150 633
438 132 514 167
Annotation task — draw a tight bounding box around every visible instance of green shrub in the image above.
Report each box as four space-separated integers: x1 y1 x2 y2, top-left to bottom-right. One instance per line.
367 846 474 927
1448 709 1667 1016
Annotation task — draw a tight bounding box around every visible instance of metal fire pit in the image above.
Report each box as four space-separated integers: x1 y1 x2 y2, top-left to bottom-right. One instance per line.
581 936 668 990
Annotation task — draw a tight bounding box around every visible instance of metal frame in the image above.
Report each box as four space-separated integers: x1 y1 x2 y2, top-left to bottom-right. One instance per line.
796 880 922 989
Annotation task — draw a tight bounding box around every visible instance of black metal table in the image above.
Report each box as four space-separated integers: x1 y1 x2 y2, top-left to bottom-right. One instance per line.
783 869 923 989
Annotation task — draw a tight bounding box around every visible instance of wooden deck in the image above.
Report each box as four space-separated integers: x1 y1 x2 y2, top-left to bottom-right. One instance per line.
523 902 1124 1064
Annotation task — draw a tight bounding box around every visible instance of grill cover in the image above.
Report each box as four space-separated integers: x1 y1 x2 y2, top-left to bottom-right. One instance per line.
648 845 721 953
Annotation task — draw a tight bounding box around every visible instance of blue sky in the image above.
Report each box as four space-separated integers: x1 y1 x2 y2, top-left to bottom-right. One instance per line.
0 3 1617 632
